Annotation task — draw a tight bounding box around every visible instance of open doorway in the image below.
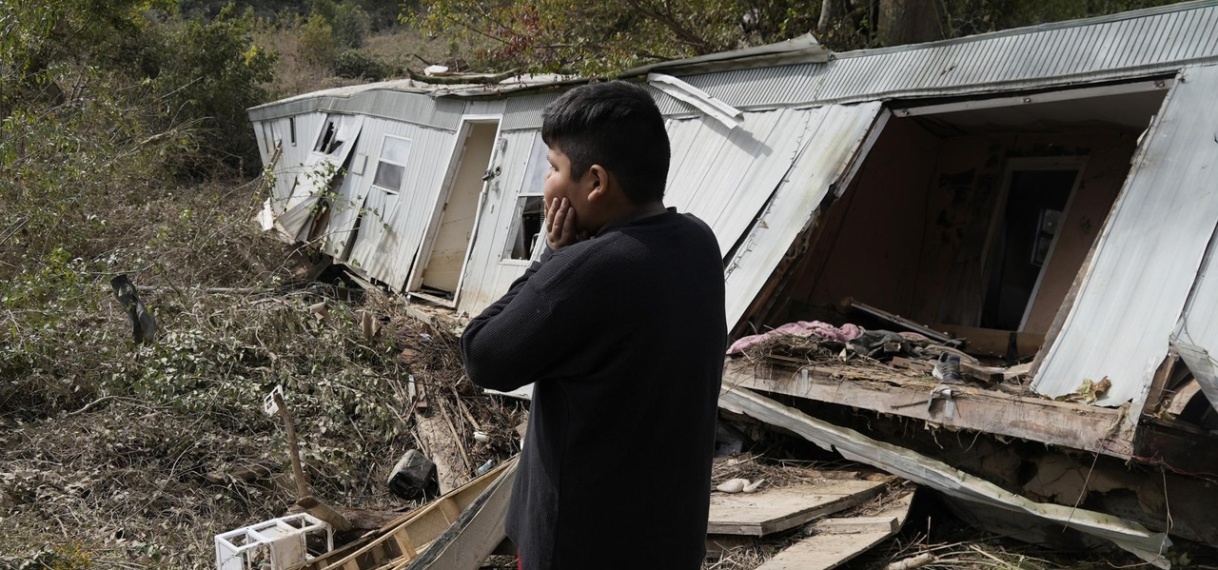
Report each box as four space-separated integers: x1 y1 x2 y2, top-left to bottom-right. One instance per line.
981 160 1083 331
408 118 501 305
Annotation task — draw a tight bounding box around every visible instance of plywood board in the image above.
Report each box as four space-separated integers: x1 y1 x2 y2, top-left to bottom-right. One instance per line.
707 479 888 536
757 493 912 570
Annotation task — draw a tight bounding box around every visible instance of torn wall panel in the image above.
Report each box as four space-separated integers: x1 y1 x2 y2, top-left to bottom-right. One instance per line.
724 102 885 330
1033 64 1218 407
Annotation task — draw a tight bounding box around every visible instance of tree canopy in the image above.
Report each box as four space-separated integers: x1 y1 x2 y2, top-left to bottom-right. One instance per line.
409 0 1184 75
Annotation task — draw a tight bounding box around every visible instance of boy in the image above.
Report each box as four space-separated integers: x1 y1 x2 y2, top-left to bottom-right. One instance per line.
461 81 726 570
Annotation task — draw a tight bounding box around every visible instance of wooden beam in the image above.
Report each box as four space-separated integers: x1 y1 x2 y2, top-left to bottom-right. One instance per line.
708 479 888 536
723 359 1129 458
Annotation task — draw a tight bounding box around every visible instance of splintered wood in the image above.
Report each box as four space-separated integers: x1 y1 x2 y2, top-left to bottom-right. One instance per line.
707 479 889 536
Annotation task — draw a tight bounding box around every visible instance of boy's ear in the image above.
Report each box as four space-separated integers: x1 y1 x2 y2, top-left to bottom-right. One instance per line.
586 164 609 201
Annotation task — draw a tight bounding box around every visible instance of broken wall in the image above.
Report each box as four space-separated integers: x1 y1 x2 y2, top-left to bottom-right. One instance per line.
781 121 1137 335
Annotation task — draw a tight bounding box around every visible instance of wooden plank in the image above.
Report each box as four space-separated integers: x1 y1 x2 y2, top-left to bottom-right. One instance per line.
757 493 912 570
306 458 516 570
708 479 888 536
931 323 1043 360
817 516 898 534
400 461 517 570
723 359 1128 458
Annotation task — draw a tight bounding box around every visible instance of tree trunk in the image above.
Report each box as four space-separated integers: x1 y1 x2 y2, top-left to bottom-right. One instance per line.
877 0 944 46
817 0 848 34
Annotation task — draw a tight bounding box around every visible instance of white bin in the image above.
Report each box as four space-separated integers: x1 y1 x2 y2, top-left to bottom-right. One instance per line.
215 513 333 570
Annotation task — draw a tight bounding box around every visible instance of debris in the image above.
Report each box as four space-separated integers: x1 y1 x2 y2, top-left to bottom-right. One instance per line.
414 410 467 494
718 386 1172 568
931 352 963 384
296 458 517 570
707 479 889 536
387 449 438 500
717 478 749 493
401 460 517 570
475 459 496 476
757 492 912 570
714 421 747 456
109 274 157 343
297 496 354 533
744 479 765 493
838 297 959 347
214 513 333 570
1062 376 1112 404
882 552 936 570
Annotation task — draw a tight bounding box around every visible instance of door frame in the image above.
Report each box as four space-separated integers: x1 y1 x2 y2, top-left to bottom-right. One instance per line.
979 156 1087 332
406 115 503 308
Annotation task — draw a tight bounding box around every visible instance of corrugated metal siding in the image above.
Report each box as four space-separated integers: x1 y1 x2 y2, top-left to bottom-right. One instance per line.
457 131 542 313
339 121 460 289
1032 64 1218 407
676 1 1218 109
724 102 883 329
664 108 815 256
501 93 559 131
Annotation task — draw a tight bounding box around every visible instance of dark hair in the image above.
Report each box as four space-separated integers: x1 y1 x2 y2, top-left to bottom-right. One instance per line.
541 81 670 204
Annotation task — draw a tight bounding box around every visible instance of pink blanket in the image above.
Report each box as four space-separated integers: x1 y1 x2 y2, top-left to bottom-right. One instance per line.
727 321 862 355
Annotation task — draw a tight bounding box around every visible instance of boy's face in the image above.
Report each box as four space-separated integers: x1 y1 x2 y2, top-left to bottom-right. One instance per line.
543 146 595 233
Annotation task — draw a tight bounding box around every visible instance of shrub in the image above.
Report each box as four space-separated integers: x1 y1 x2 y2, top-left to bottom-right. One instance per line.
334 49 395 80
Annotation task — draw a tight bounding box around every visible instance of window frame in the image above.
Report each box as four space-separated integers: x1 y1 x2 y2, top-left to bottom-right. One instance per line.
370 134 413 194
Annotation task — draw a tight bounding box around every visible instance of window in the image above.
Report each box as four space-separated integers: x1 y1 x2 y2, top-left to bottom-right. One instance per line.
289 117 296 146
503 136 549 261
372 135 411 193
313 115 359 155
506 196 545 260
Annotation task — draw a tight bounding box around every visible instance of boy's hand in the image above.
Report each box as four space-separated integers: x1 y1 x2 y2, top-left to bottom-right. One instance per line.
546 197 586 250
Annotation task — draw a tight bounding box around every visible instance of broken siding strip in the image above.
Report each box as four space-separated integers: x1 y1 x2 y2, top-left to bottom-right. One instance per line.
723 102 883 330
1032 64 1218 407
719 387 1172 568
1171 214 1218 414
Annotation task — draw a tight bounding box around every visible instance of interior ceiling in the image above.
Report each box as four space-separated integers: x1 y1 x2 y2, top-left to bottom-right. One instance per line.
912 88 1168 136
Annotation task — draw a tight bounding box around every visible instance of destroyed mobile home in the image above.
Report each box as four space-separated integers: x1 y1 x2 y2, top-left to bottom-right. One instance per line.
247 1 1218 568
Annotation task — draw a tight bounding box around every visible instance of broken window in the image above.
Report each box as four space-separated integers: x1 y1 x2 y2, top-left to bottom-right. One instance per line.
372 135 411 193
503 137 550 261
313 115 359 155
506 195 544 260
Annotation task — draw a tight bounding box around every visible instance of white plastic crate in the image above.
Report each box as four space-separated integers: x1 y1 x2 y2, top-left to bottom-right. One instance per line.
215 513 333 570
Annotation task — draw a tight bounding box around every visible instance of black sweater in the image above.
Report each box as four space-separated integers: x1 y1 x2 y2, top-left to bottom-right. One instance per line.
461 209 726 570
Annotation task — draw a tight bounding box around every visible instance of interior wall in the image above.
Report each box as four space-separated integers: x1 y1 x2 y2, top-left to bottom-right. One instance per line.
781 122 1137 333
913 129 1138 332
783 117 942 321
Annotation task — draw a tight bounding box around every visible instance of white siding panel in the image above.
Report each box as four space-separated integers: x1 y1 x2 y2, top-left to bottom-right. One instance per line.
664 108 815 256
346 122 460 289
1032 64 1218 407
723 102 884 330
